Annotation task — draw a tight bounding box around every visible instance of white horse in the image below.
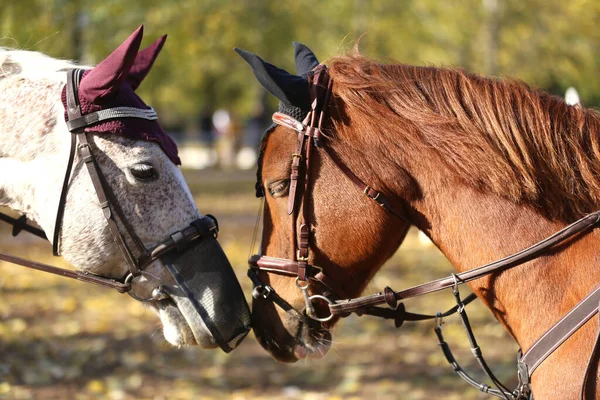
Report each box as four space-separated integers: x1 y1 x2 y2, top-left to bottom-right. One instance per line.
0 26 246 349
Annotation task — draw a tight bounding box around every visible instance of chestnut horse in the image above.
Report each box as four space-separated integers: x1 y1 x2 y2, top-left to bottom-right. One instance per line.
237 44 600 399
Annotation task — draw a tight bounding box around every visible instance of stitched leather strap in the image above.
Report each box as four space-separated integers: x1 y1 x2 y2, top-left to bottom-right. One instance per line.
53 69 83 255
321 145 408 222
520 284 600 376
330 210 600 315
0 69 221 295
66 106 157 131
76 132 144 276
581 300 600 399
0 213 47 239
0 252 130 292
248 255 349 299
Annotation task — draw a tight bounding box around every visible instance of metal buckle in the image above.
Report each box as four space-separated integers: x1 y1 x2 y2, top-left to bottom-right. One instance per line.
78 143 94 163
252 284 273 299
434 312 443 331
296 250 309 262
364 186 380 200
124 270 170 302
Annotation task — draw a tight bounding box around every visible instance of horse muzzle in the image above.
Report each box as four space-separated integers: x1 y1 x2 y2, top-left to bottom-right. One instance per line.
128 216 252 352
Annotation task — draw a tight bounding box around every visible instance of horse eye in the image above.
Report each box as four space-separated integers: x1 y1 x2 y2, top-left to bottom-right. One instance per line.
268 180 289 197
130 164 158 182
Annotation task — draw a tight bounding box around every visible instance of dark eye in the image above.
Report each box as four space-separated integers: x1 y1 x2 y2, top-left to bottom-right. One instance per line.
130 163 158 182
268 179 289 197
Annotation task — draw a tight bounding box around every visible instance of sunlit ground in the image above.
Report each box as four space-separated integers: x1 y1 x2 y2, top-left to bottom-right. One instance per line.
0 169 518 400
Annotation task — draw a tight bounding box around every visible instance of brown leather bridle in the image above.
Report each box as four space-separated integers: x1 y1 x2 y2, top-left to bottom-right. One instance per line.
249 66 409 321
248 65 600 399
0 69 219 301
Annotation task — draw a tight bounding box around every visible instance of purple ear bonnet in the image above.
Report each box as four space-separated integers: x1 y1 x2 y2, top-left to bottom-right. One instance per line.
61 26 180 165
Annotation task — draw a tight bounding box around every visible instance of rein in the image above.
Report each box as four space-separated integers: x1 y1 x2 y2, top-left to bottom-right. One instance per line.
0 69 218 300
248 65 600 399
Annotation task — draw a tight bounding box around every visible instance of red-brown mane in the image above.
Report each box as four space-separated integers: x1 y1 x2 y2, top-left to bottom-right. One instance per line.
328 54 600 222
248 48 600 397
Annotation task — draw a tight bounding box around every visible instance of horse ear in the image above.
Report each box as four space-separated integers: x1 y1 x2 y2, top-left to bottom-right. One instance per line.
128 34 167 91
293 42 319 76
79 25 144 103
234 48 310 110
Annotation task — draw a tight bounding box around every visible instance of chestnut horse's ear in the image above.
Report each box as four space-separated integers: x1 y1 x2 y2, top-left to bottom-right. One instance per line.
234 48 310 110
79 25 144 103
128 34 167 91
293 42 319 77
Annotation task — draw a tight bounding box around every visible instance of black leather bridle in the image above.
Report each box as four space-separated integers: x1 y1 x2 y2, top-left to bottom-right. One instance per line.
248 64 600 399
0 69 219 301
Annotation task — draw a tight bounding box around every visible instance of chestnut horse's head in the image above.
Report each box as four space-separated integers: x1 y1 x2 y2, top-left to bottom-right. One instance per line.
236 44 412 362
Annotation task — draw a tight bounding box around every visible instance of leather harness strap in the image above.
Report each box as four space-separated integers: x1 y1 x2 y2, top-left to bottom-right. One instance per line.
519 284 600 376
53 69 82 256
320 145 409 222
331 210 600 315
581 304 600 399
64 69 150 277
248 255 350 300
0 69 219 297
0 252 131 292
248 64 600 398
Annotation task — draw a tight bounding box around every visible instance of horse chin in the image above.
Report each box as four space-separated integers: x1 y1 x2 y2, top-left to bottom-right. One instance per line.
257 319 333 363
152 298 218 349
294 323 332 360
293 339 331 360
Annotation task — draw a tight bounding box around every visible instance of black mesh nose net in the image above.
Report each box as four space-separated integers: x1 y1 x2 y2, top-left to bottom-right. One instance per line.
162 236 251 352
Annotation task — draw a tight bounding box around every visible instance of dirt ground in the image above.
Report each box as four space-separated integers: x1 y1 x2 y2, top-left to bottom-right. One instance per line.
0 169 519 400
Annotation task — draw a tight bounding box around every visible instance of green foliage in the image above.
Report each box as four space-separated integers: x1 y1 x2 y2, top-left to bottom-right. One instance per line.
1 0 599 128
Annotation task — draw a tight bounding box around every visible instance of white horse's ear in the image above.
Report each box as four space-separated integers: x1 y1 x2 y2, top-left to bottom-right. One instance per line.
79 25 144 103
128 34 167 91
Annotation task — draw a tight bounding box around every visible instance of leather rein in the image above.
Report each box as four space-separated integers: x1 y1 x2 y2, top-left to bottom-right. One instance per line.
248 65 600 399
0 69 218 301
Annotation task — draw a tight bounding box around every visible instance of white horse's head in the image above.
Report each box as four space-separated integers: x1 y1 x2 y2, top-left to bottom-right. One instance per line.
0 26 250 350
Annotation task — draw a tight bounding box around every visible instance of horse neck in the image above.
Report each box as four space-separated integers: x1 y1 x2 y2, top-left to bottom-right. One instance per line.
0 74 69 234
409 169 600 351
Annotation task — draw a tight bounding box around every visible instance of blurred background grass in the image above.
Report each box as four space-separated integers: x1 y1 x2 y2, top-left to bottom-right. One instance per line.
0 169 518 400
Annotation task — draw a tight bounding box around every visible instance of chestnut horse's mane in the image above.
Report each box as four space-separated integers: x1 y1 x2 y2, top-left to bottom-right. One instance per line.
327 55 600 222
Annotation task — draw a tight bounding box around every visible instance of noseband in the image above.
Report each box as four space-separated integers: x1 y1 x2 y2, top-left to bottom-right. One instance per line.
0 69 218 301
248 65 600 399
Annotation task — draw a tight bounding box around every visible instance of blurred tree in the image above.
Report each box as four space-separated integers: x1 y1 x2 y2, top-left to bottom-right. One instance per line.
0 0 599 129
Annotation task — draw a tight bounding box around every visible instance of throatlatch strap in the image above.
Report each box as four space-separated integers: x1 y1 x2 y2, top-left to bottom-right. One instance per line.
53 69 83 255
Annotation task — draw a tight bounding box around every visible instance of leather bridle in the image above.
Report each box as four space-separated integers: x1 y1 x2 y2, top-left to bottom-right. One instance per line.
248 64 600 399
248 66 409 321
0 69 219 301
